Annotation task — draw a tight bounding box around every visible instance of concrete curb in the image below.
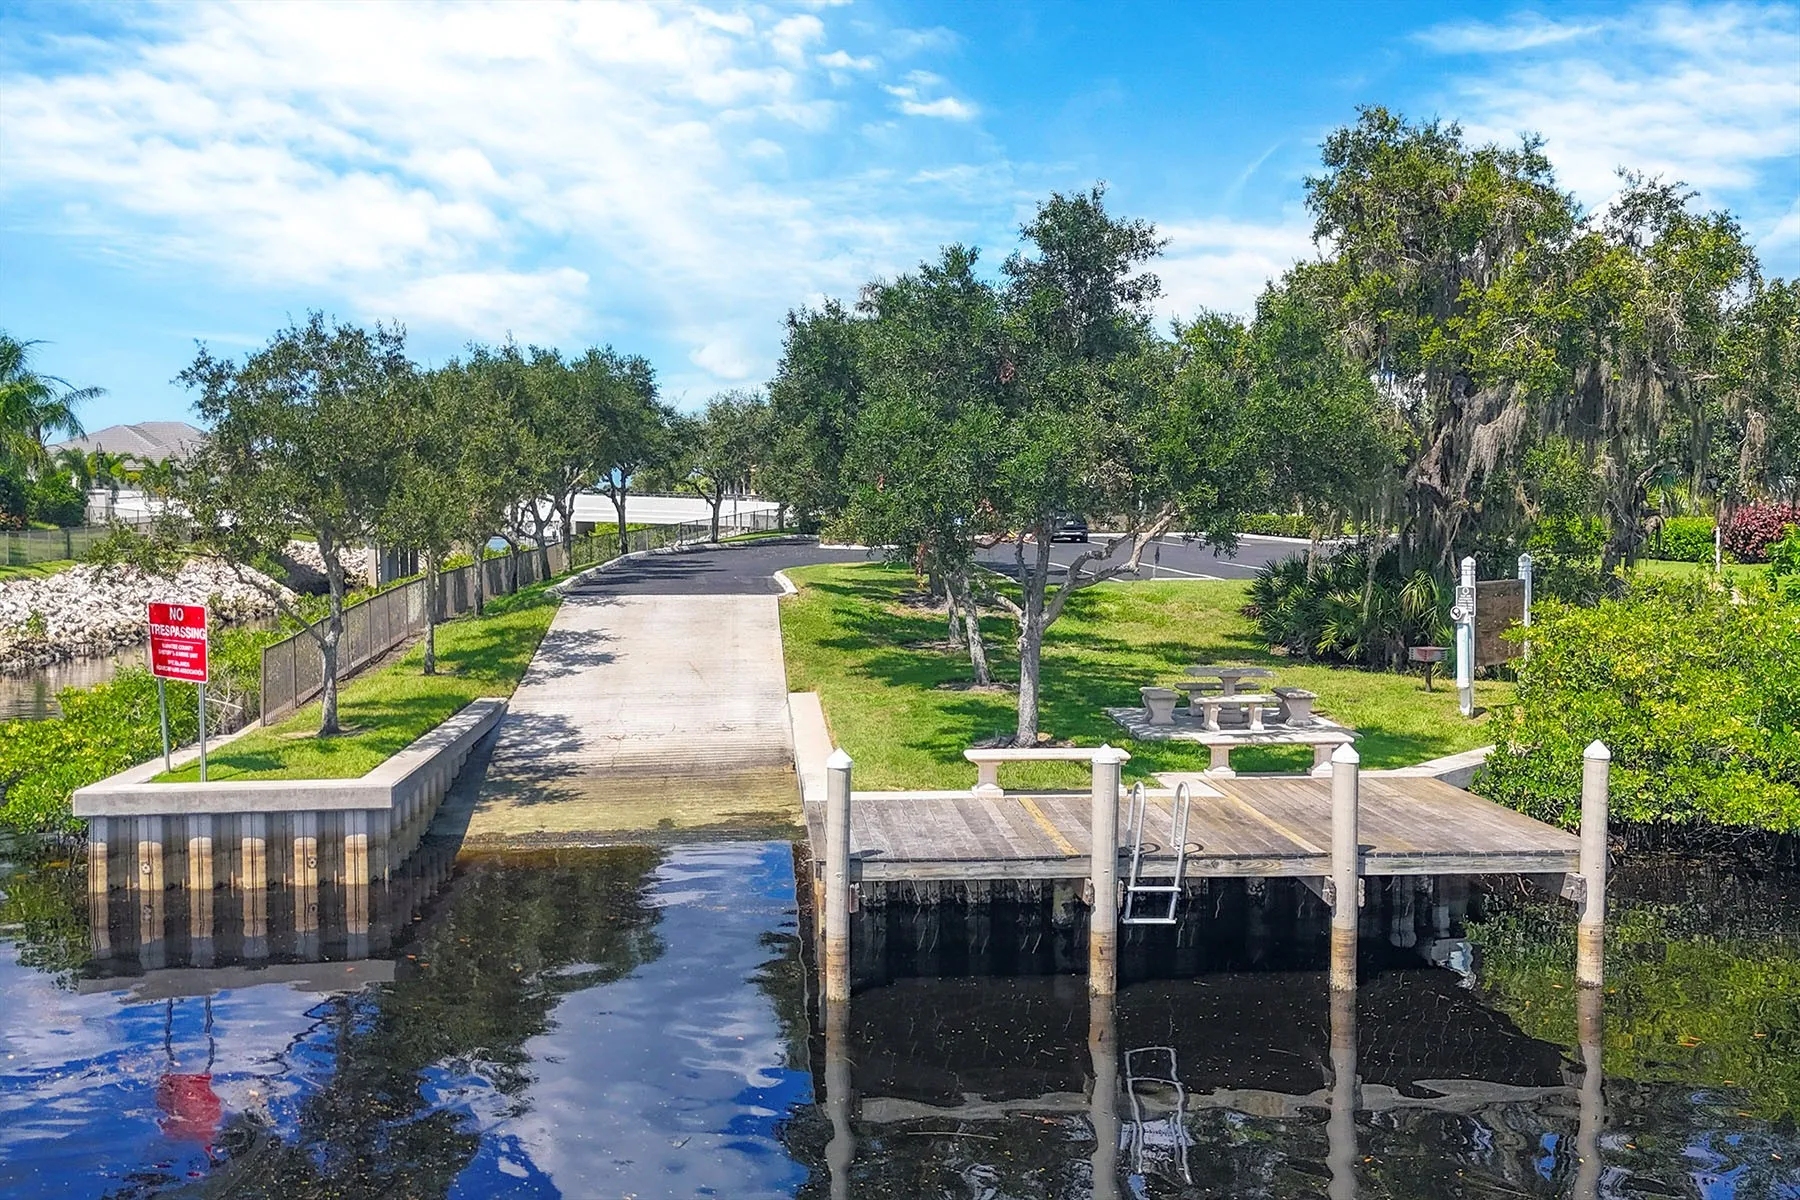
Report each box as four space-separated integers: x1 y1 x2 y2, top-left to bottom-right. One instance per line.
1369 745 1494 790
73 697 508 816
773 570 798 596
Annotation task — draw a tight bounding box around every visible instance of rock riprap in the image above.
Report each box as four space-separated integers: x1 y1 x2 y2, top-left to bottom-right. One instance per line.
0 560 289 672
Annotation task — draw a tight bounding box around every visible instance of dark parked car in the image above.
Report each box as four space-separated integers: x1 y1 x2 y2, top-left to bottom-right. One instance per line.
1051 514 1090 543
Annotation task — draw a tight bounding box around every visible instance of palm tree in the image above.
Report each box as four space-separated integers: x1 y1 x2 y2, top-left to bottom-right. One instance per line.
55 446 137 521
0 333 100 475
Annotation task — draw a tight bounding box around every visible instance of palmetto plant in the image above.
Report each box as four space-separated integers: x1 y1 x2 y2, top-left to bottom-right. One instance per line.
0 333 97 474
1247 543 1450 669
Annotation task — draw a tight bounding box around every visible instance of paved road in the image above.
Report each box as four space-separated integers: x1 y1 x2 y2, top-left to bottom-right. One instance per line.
440 542 879 847
569 541 879 595
975 533 1316 582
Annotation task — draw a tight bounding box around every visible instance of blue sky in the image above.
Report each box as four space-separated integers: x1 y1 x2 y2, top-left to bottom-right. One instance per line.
2 0 1797 430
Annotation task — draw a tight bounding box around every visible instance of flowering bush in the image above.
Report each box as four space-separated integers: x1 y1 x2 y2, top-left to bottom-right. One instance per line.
1723 502 1800 562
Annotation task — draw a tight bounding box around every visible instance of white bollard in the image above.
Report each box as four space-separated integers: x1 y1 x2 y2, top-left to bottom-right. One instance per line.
1577 740 1610 988
823 749 853 1003
1089 745 1129 996
1330 743 1361 993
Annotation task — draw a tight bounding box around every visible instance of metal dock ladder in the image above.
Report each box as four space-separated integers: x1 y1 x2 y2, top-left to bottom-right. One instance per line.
1124 1045 1195 1183
1122 782 1193 925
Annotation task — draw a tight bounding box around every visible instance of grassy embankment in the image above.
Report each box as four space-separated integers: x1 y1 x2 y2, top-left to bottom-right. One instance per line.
156 585 560 782
0 559 77 582
780 563 1509 791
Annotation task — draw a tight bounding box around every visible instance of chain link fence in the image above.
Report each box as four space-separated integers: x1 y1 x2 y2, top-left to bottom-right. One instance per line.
257 508 785 724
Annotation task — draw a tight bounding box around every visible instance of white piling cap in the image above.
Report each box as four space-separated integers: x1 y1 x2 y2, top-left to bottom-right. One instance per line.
826 748 853 769
1582 740 1611 761
1091 743 1131 764
1331 743 1360 765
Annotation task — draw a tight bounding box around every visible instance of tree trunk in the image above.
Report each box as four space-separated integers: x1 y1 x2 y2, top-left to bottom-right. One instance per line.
1013 526 1053 745
471 535 487 616
611 487 630 555
319 531 347 737
956 571 992 686
423 553 437 676
709 494 723 542
945 581 965 649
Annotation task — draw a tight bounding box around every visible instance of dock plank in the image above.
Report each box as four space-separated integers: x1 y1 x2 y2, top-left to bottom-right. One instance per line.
826 773 1580 885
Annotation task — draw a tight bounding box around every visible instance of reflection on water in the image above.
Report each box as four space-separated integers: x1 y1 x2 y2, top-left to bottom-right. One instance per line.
1 846 1796 1198
0 645 146 721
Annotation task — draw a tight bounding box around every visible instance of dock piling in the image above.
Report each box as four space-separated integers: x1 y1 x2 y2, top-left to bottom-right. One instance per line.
1088 745 1128 996
1329 744 1360 993
1088 990 1121 1200
87 816 109 897
1577 741 1610 988
1574 980 1605 1197
1327 970 1357 1200
185 814 214 895
823 749 854 1004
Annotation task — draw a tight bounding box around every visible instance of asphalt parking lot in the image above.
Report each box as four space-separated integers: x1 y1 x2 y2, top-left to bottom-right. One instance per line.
974 532 1317 582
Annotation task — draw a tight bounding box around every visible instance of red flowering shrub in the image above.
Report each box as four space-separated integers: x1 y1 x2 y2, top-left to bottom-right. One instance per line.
1722 502 1800 563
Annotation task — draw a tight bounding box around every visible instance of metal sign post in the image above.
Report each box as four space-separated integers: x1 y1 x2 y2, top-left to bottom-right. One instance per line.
147 602 210 776
1452 557 1477 718
1517 553 1534 660
156 678 172 773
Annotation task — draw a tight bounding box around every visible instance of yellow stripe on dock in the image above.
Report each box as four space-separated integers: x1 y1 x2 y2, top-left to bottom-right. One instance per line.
1017 797 1080 856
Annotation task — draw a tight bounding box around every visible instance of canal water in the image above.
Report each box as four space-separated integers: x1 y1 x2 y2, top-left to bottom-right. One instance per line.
1 841 1794 1198
0 644 147 722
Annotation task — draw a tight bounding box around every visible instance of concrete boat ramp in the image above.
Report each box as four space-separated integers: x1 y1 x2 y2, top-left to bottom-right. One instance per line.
437 542 874 846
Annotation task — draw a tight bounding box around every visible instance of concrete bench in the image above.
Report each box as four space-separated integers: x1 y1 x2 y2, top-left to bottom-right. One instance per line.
1273 686 1318 726
963 746 1130 798
1193 727 1356 777
1187 690 1277 732
1140 686 1179 725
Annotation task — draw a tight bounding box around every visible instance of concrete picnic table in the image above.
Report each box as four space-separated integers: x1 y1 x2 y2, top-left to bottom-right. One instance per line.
1182 665 1275 698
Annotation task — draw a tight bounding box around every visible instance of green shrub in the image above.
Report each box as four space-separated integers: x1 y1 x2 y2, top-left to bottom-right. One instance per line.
1245 544 1448 668
1238 513 1312 538
0 468 26 529
1646 515 1716 562
26 472 85 527
1475 576 1800 835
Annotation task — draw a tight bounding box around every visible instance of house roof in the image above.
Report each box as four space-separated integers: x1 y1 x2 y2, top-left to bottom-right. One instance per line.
49 421 207 462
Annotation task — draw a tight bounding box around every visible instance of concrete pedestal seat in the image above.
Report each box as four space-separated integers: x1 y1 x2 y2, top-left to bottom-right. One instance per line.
1139 686 1179 725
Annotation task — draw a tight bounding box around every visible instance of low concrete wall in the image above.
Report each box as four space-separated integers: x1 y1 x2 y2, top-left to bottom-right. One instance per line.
74 697 506 891
1369 745 1494 791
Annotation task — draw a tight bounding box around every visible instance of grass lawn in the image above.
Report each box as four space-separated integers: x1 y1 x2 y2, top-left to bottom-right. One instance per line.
781 564 1513 791
157 585 560 782
1631 557 1761 583
0 559 77 582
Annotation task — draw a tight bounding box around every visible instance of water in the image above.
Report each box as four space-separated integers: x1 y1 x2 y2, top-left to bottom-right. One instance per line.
0 645 147 721
1 843 1795 1198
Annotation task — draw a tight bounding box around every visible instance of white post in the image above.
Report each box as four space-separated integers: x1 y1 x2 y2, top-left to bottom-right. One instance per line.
1455 556 1477 718
197 681 208 781
1577 741 1610 988
1089 745 1128 996
1329 744 1360 994
823 749 853 1003
1714 523 1722 572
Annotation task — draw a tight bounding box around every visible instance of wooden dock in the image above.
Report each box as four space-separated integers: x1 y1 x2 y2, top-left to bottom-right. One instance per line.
801 773 1580 884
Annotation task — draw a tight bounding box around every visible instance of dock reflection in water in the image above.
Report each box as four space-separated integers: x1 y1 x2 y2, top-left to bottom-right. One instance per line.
3 847 1796 1197
812 876 1796 1200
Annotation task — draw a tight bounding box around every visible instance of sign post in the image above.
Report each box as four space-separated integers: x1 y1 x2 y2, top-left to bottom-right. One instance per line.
147 603 210 779
1452 557 1477 718
1517 552 1534 660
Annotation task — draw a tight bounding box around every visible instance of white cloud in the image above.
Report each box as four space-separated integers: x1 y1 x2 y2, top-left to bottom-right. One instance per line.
0 0 986 389
885 70 978 120
768 14 824 65
1414 14 1602 54
888 25 959 55
367 267 592 345
1419 2 1800 222
818 49 877 71
1156 216 1318 319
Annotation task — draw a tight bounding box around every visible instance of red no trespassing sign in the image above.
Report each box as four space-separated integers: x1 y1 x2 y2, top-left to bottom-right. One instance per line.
147 602 209 683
